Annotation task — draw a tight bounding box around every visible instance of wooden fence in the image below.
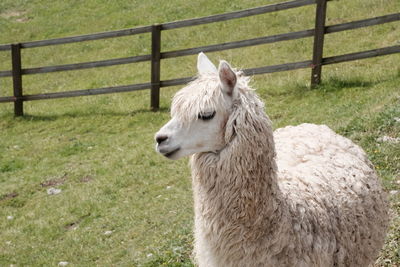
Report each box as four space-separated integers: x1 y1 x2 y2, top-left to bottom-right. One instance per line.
0 0 399 116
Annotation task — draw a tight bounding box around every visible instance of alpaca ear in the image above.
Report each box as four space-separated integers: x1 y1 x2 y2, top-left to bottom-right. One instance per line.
218 60 237 97
197 52 217 75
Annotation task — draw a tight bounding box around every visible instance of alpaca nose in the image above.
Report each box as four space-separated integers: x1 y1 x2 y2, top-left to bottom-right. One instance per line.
156 134 168 145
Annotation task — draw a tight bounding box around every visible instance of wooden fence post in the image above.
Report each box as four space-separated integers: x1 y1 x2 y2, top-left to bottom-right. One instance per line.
311 0 327 88
11 43 24 116
151 24 161 110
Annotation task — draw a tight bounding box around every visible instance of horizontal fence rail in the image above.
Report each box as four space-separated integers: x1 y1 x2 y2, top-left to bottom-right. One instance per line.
162 29 315 59
0 55 151 77
148 45 400 88
161 0 317 30
0 0 399 115
323 45 400 65
20 83 152 101
0 26 153 51
2 45 398 104
0 0 315 52
1 13 398 78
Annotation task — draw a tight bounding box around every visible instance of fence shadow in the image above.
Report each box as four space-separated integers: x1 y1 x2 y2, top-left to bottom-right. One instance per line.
313 76 376 92
289 75 381 96
262 74 392 104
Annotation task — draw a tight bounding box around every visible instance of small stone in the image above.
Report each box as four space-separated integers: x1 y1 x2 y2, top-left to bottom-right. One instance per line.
389 190 399 195
146 253 153 258
58 262 69 266
47 188 62 195
394 117 400 123
173 246 182 252
166 185 172 190
376 136 400 144
104 230 113 236
7 216 14 220
6 241 11 245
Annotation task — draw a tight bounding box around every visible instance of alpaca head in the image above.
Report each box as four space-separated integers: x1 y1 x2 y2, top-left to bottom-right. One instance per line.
155 53 243 160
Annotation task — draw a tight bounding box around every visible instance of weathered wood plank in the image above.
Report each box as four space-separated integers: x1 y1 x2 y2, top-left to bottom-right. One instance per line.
22 83 151 101
243 60 312 75
0 55 150 77
322 45 400 65
159 60 313 88
162 29 314 59
0 44 12 51
0 70 12 78
23 55 151 75
1 55 150 77
162 0 317 30
160 77 195 87
19 26 152 49
326 13 400 33
0 96 15 103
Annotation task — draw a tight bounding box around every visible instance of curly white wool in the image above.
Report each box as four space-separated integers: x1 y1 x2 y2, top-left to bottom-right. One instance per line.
157 53 389 267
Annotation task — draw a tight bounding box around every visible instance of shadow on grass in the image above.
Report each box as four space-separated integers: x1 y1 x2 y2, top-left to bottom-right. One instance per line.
1 74 393 122
3 107 170 122
263 75 383 102
311 76 375 92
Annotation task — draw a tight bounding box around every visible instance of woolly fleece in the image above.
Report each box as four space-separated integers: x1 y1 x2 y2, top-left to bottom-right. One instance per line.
170 71 389 267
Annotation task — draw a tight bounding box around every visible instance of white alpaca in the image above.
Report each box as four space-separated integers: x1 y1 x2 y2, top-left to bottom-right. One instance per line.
155 53 389 267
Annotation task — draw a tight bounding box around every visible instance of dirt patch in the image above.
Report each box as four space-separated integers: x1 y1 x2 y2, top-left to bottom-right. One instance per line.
0 192 18 202
64 213 91 231
0 10 30 22
65 221 79 231
15 17 29 23
1 10 25 18
40 174 67 187
80 175 94 183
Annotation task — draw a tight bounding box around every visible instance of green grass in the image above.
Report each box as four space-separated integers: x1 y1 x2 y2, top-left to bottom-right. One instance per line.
1 0 400 266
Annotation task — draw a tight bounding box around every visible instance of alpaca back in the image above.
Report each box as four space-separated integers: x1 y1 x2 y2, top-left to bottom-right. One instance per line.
274 123 389 266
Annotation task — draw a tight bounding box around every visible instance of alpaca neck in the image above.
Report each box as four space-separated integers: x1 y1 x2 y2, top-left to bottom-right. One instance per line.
191 99 287 232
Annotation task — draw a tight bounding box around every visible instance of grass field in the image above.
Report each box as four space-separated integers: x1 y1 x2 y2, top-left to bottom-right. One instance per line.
1 0 399 266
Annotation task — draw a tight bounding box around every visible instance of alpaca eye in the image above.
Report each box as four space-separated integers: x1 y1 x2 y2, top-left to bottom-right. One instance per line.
198 111 216 121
